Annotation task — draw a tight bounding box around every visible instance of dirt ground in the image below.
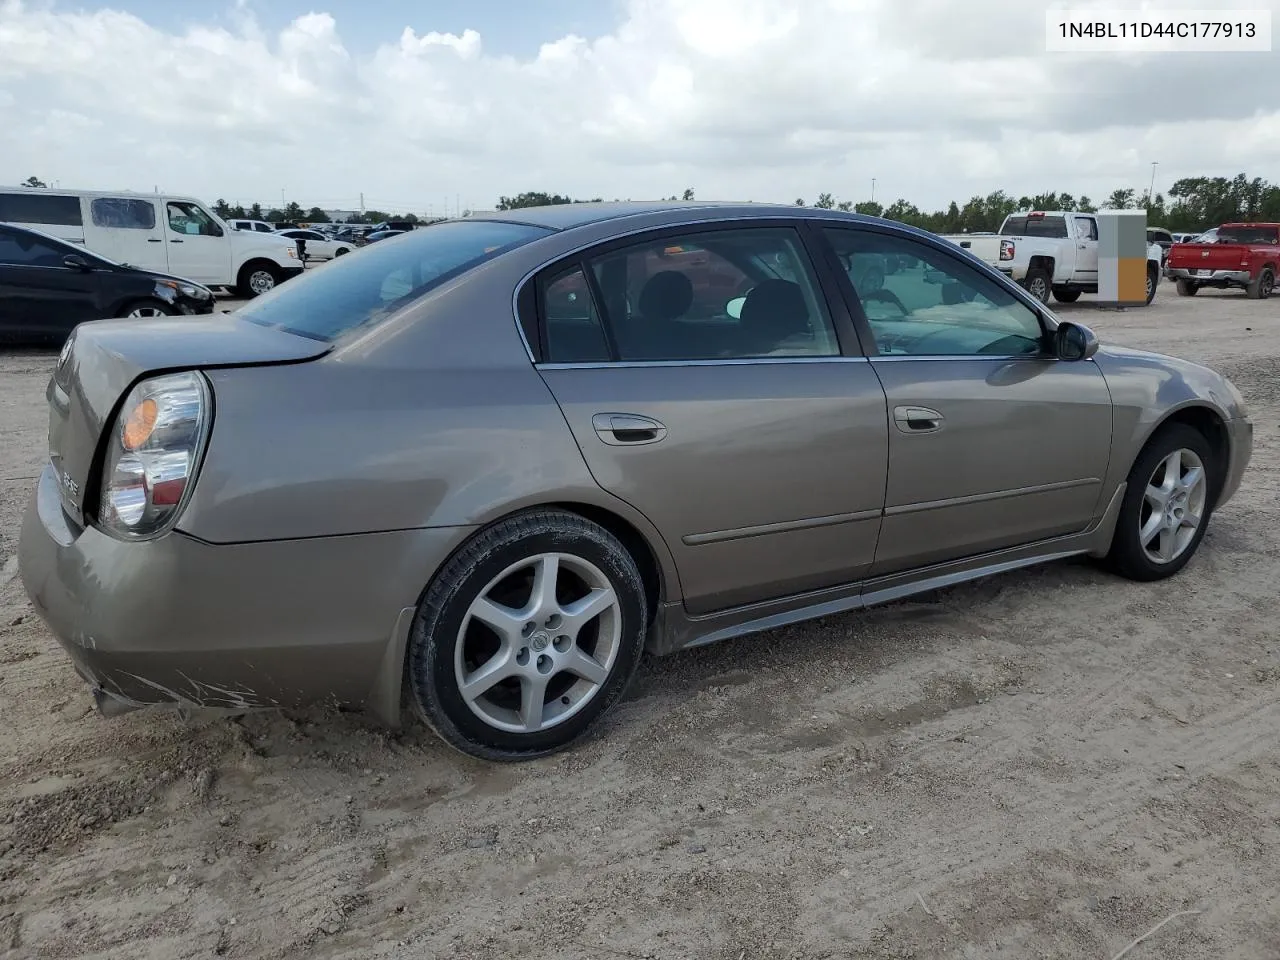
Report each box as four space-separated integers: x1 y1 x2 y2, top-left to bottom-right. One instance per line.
1 286 1278 960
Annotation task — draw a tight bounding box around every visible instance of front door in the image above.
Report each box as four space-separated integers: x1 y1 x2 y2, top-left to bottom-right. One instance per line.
533 224 888 615
819 225 1113 576
1074 215 1100 285
163 200 230 284
84 197 166 273
0 228 102 338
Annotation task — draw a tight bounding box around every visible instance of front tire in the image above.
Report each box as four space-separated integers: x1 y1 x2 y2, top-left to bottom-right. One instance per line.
1176 278 1199 297
1146 264 1158 305
235 261 280 298
1106 424 1216 582
118 298 176 319
334 247 350 257
1052 287 1081 303
408 510 648 761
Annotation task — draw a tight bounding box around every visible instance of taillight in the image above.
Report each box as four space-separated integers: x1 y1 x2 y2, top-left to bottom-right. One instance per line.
98 371 210 539
1000 239 1015 261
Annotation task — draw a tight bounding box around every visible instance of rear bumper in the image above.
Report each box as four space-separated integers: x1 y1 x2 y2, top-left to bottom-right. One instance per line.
1166 267 1250 285
18 463 472 723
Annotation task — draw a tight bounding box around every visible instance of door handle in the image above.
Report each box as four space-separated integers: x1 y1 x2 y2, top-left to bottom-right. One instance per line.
147 238 162 243
171 239 184 243
893 405 944 434
591 413 667 445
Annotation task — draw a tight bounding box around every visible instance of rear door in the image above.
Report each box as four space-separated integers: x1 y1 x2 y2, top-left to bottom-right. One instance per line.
0 227 102 337
84 197 166 272
818 224 1113 576
532 223 889 615
163 200 231 284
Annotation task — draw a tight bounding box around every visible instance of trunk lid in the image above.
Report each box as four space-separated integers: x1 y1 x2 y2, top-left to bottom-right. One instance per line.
47 314 329 526
1167 242 1251 273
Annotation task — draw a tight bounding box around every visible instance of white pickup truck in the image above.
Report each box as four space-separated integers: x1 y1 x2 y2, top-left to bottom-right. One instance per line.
940 211 1162 306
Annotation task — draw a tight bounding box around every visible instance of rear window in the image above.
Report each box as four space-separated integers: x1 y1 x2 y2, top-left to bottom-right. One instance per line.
0 192 83 226
239 220 552 342
1000 215 1068 239
1217 226 1280 245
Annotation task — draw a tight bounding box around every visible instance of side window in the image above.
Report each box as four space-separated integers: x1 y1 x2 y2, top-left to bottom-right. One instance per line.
1076 217 1099 241
823 227 1045 358
0 193 83 226
0 231 68 267
166 202 223 237
91 197 156 230
564 227 839 362
541 266 611 363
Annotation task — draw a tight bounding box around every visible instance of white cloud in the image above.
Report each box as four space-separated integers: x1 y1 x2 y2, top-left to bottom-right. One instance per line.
1 0 1277 213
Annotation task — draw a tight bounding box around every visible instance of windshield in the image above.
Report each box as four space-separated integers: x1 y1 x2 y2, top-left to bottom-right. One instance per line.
238 220 552 342
1217 226 1280 245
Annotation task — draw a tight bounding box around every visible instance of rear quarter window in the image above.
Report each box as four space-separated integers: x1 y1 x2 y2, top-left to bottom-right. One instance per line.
238 220 552 342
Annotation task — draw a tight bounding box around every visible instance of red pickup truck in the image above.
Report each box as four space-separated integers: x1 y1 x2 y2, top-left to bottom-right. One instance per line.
1166 222 1278 299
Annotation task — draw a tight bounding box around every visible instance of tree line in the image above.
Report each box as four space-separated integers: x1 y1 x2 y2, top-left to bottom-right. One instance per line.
20 173 1280 233
495 174 1280 234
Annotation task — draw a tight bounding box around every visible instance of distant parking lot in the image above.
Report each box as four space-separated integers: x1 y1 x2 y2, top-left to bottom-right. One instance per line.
2 288 1278 958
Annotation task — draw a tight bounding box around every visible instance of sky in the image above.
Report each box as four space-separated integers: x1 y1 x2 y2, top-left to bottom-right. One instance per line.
1 0 1278 216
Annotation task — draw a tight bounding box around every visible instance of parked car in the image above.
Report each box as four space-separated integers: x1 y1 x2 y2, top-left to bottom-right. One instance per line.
369 220 417 234
986 211 1162 305
228 219 276 234
275 228 353 261
1165 223 1278 298
1147 227 1175 266
0 223 214 342
0 187 301 297
363 229 406 244
18 202 1252 761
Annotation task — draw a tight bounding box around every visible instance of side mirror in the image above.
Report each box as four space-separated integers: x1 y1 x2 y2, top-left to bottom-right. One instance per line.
62 254 90 271
1055 320 1099 361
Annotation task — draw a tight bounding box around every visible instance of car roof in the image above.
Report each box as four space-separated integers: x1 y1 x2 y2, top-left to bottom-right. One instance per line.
460 200 899 233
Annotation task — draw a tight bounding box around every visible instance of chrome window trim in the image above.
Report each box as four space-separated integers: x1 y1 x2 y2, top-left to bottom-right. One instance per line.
535 356 870 371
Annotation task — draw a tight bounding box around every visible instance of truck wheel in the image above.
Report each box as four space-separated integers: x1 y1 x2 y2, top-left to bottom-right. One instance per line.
1052 288 1081 303
1175 279 1199 297
235 261 280 298
1145 264 1158 305
1246 268 1274 300
1023 268 1052 305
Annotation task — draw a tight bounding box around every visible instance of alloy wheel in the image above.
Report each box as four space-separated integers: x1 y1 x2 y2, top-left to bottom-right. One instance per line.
454 553 622 734
127 305 167 318
1139 447 1207 564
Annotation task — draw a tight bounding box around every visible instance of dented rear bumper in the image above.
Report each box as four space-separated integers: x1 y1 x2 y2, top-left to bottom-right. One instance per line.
18 463 471 723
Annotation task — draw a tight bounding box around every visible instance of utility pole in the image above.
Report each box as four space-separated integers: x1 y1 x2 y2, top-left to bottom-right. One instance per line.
871 178 876 204
1148 161 1158 203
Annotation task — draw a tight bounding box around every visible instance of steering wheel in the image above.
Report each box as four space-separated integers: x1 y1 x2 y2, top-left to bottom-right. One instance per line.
861 288 908 316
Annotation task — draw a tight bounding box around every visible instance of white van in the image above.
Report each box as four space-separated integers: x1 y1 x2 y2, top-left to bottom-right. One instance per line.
0 188 302 297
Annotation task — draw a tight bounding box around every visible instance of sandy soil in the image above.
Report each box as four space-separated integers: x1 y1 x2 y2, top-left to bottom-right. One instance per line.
1 288 1278 960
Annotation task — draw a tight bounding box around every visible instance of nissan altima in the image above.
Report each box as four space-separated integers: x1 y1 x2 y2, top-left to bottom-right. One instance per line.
18 201 1252 760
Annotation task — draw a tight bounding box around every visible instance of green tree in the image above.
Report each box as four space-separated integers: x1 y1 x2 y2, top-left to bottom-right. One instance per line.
496 191 577 210
249 202 263 220
305 207 331 223
794 198 805 206
814 192 835 209
854 200 883 217
682 188 695 201
282 201 305 222
1105 187 1136 210
22 175 46 188
213 198 231 218
883 199 921 224
836 200 853 212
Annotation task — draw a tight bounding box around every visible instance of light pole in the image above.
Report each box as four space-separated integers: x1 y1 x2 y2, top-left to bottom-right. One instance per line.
1148 162 1158 203
871 178 876 205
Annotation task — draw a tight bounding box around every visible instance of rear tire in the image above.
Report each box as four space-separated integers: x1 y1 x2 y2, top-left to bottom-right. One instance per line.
1175 279 1199 297
1246 268 1274 300
334 247 350 257
1023 268 1052 305
1052 288 1081 303
235 261 280 298
1146 264 1158 305
1105 423 1217 582
118 298 176 319
408 509 648 761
